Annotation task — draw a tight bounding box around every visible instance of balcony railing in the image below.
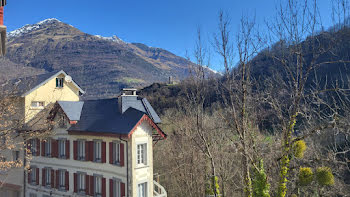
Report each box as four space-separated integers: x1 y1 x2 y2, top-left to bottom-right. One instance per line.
153 180 167 197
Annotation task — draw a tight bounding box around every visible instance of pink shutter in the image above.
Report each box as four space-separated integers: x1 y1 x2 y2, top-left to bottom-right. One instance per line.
65 171 69 191
51 169 55 188
121 182 125 197
42 168 46 186
56 170 59 189
41 141 45 156
73 141 78 160
120 143 124 167
74 173 77 193
36 139 40 156
102 142 106 163
27 168 31 183
65 140 70 159
109 142 113 164
85 141 89 161
109 179 114 197
102 177 106 197
36 168 39 185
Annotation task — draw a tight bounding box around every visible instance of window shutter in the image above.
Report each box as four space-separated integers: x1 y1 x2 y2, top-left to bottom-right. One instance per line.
109 142 113 164
51 169 55 188
102 141 106 163
41 141 45 156
73 141 77 160
121 182 125 197
120 143 124 167
89 141 94 161
36 168 39 185
86 175 90 195
52 139 58 158
65 171 69 191
56 170 59 189
65 140 70 159
73 173 77 193
85 141 90 161
90 175 94 195
36 139 40 156
102 177 106 197
27 168 31 184
109 179 113 197
42 168 46 186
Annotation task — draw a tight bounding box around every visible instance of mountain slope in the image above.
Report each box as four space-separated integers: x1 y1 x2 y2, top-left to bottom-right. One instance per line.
4 18 206 98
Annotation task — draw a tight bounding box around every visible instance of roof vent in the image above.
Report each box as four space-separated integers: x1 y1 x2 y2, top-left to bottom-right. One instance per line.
122 88 137 96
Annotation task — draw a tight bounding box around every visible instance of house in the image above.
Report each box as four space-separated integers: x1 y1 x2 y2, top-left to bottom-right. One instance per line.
0 71 167 197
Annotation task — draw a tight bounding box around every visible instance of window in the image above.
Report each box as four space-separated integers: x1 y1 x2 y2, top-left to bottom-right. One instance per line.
29 167 37 184
77 140 85 160
77 173 86 194
137 182 148 197
45 139 52 157
30 139 37 155
94 140 101 162
56 78 64 88
29 193 37 197
31 101 44 109
137 143 147 165
45 168 51 187
94 175 102 197
12 151 19 161
58 139 66 158
112 142 120 165
112 179 121 197
58 170 66 190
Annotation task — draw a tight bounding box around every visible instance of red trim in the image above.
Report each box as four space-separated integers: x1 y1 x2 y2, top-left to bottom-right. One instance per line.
70 120 77 125
128 114 166 139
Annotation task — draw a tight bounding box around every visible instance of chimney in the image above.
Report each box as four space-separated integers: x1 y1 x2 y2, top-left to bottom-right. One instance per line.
119 88 138 114
121 88 138 96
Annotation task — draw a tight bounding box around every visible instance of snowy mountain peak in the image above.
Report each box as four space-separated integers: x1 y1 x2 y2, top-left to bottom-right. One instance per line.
94 35 126 44
8 18 62 38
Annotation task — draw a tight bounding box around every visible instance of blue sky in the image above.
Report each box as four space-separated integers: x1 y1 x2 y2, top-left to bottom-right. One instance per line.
5 0 335 71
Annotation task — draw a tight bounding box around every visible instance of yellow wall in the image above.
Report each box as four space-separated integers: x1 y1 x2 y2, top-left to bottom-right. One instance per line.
24 73 80 123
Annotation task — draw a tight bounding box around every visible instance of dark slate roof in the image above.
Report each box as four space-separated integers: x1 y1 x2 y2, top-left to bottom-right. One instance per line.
67 96 162 135
58 101 84 121
68 98 146 134
0 70 84 97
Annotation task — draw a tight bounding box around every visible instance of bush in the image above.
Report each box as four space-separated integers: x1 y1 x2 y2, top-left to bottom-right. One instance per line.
316 167 334 186
298 167 313 186
293 140 307 158
252 159 270 197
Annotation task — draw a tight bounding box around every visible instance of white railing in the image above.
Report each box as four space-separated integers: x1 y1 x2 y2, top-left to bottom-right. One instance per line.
153 180 167 197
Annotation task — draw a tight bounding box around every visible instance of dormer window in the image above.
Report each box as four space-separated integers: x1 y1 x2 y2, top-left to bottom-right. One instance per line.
31 101 44 109
56 78 64 88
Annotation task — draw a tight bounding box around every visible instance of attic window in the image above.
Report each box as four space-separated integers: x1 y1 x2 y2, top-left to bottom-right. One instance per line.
31 101 44 109
56 78 64 88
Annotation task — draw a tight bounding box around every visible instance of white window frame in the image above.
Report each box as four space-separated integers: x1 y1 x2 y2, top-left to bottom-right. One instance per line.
30 101 45 109
77 172 86 194
112 141 120 165
56 78 64 88
58 139 66 158
94 175 102 197
30 166 37 184
45 167 52 187
58 169 66 190
45 139 52 157
137 182 148 197
112 178 121 197
93 140 102 162
136 143 147 166
77 140 85 160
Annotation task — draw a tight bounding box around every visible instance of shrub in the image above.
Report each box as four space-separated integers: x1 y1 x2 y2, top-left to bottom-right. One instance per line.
316 167 334 186
252 159 270 197
293 140 307 158
298 167 313 186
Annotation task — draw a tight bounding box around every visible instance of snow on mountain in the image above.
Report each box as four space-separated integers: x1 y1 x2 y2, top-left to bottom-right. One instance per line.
94 35 126 44
8 18 61 38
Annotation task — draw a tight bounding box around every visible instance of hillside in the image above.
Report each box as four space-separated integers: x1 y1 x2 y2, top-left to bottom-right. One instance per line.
2 18 214 98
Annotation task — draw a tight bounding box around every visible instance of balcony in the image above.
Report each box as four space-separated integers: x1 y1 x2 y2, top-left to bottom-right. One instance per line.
153 180 167 197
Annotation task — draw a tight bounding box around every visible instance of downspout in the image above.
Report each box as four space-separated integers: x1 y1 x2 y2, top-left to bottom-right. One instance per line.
120 136 129 197
23 142 27 197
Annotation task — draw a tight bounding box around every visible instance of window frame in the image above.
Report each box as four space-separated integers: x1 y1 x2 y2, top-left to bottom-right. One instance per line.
77 172 86 194
58 138 66 159
112 141 120 165
56 78 64 88
45 167 52 187
137 181 148 197
12 150 20 162
136 143 147 166
45 139 52 157
77 140 86 161
30 101 45 109
93 140 102 163
29 166 37 185
30 139 37 155
112 178 121 197
58 169 66 190
94 174 103 197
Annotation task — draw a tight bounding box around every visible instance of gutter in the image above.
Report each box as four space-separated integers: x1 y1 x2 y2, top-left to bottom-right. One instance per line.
120 136 129 197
